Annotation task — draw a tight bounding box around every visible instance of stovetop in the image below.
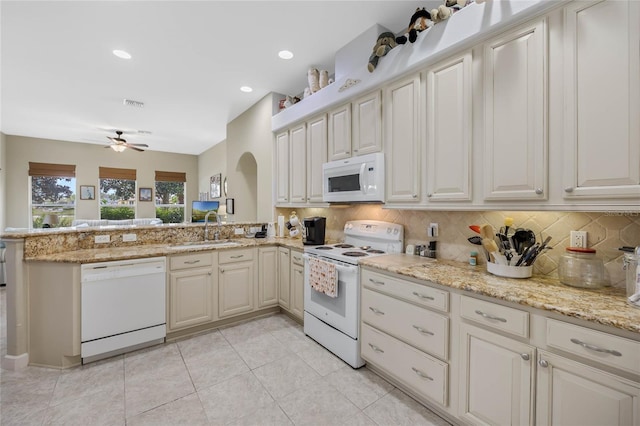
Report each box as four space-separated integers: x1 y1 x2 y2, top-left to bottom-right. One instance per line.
304 220 403 264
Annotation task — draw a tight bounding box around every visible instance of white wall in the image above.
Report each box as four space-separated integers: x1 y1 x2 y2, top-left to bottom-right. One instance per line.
226 93 274 222
198 139 227 201
4 135 199 228
0 132 6 231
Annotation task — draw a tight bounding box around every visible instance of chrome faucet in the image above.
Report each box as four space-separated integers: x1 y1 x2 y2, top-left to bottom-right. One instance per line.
204 211 222 241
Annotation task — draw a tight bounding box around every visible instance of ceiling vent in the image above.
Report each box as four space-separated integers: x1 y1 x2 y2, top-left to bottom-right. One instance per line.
137 130 152 135
123 99 144 108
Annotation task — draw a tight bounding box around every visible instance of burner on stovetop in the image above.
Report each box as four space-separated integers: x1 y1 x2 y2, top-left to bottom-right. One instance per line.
343 251 368 257
359 246 371 250
334 244 354 248
315 246 334 250
366 249 385 254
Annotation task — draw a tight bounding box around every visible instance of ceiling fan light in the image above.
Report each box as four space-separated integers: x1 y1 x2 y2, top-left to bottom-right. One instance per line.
111 144 126 152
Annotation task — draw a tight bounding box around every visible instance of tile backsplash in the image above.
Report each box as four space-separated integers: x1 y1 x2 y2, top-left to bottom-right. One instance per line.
277 206 640 288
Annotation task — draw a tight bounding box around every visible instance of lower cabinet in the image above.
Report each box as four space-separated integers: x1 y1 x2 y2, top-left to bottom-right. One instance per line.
278 247 291 309
168 252 217 331
218 248 256 318
289 248 305 320
258 247 278 308
536 350 640 426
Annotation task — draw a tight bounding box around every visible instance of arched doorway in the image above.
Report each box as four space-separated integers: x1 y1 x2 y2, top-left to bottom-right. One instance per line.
232 152 257 221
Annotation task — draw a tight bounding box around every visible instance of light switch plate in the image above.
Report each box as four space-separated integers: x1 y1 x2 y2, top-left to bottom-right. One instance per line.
95 235 110 244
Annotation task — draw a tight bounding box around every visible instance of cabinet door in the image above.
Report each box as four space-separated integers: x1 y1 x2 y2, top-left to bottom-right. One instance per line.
327 103 352 161
278 247 290 309
352 91 382 156
537 350 640 426
426 52 472 202
275 131 290 204
290 261 304 320
258 247 278 308
218 261 254 318
169 267 214 330
306 114 328 203
289 123 307 203
459 323 535 426
384 73 421 203
563 0 640 199
483 19 547 201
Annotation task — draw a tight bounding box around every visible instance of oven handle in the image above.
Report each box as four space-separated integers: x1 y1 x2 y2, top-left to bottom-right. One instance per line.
303 253 359 273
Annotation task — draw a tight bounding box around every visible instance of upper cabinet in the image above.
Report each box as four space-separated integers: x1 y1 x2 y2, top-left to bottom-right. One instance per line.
351 91 383 157
289 123 307 204
425 52 473 202
384 73 422 203
275 131 289 204
483 19 548 201
327 104 352 161
562 0 640 200
306 114 328 203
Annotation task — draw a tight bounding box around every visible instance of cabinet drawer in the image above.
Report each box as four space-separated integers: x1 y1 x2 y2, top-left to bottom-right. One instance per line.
546 319 640 375
170 252 213 270
361 323 448 406
362 269 449 312
290 250 304 266
460 295 529 338
362 288 448 360
219 248 254 264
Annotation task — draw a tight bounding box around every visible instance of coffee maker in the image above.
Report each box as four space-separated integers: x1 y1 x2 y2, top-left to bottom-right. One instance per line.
303 217 326 245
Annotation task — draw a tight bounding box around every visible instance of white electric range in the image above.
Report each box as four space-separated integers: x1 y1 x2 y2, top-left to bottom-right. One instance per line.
303 220 404 368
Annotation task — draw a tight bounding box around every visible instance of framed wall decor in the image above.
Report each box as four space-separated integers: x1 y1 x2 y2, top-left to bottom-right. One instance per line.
79 185 95 200
210 173 221 198
139 187 153 202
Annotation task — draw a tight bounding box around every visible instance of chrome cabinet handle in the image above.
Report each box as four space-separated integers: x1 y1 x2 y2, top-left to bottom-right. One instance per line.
412 325 434 336
184 260 201 264
368 343 384 353
411 367 433 381
412 291 434 301
535 188 543 195
521 353 530 361
369 278 385 286
230 255 244 259
369 307 385 315
539 359 548 368
564 187 574 193
570 338 622 356
474 310 507 323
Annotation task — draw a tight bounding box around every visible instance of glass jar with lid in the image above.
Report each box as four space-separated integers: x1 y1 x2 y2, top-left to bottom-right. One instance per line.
557 247 610 289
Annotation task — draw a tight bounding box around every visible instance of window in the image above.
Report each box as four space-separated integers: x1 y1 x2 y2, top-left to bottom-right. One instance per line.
155 171 186 223
99 167 136 220
29 162 76 228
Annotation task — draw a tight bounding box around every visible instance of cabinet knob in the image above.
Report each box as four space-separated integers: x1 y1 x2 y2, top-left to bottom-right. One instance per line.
412 194 418 199
346 151 350 154
520 353 530 361
220 268 224 273
564 187 574 193
539 359 548 368
427 193 432 198
208 272 212 276
353 149 358 153
535 188 543 195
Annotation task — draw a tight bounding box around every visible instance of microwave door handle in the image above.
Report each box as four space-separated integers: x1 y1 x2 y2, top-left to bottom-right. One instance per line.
359 163 367 193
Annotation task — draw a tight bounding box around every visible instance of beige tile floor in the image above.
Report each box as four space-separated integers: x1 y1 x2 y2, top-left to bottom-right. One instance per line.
0 288 451 425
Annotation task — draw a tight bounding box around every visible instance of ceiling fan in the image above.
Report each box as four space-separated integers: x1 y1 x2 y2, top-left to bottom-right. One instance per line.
105 130 149 152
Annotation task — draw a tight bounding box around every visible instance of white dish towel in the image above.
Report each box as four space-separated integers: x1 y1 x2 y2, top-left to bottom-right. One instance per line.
308 257 338 298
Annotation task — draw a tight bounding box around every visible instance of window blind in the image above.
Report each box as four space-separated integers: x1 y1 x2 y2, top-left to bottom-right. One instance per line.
99 167 136 180
28 162 76 177
155 171 186 182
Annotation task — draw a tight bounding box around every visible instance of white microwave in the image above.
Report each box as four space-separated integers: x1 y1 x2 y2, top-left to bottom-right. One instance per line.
322 152 385 203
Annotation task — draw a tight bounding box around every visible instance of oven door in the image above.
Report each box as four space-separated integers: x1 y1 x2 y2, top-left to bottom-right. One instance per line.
303 254 359 339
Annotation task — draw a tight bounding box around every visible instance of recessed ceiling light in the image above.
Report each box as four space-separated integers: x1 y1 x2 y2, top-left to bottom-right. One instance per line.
112 49 132 59
278 50 294 60
240 86 253 93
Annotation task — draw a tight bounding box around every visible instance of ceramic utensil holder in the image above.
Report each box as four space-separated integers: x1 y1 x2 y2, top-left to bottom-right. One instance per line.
487 262 532 279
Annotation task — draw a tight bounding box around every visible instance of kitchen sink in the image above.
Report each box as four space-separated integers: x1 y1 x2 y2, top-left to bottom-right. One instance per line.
168 240 241 250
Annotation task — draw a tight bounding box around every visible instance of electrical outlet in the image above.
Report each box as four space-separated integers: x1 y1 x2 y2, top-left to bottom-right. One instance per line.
94 235 110 244
122 233 137 242
570 231 587 248
428 223 439 238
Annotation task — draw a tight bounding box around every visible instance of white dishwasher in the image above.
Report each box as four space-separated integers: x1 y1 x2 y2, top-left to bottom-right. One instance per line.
81 256 166 362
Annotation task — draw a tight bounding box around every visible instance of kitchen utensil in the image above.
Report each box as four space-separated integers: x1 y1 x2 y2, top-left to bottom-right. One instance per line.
467 236 483 245
503 217 514 238
558 247 610 288
469 225 481 234
480 224 495 241
481 238 499 263
516 243 539 266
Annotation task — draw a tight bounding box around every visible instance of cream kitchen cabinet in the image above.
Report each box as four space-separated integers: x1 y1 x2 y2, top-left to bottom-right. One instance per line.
483 19 547 201
536 350 640 426
306 114 327 203
425 51 473 202
384 73 422 203
218 248 256 318
258 247 278 308
562 0 640 201
290 249 305 320
328 91 382 161
275 131 290 204
289 123 307 204
168 252 217 331
277 247 291 309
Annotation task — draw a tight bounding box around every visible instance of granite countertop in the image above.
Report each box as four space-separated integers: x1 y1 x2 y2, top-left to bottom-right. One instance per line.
24 237 306 263
359 254 640 335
